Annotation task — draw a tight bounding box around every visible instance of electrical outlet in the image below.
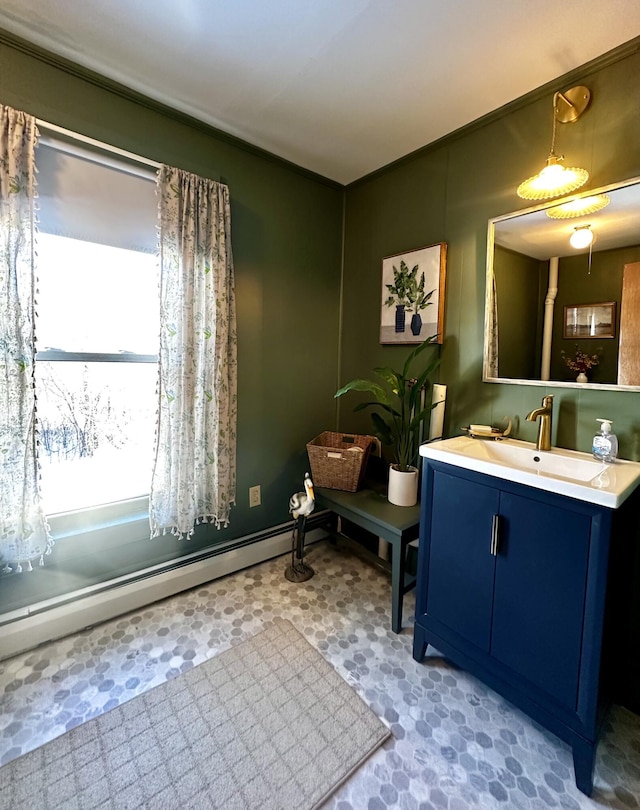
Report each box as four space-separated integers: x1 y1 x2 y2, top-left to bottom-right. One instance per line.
249 485 261 508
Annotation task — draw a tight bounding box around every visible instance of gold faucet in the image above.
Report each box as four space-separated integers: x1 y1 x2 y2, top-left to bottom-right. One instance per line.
525 395 554 451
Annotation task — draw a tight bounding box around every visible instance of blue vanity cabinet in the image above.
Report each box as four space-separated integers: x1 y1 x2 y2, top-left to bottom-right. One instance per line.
413 459 616 797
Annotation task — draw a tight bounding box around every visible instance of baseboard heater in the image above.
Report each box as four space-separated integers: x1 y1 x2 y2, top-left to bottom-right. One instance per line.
0 513 329 661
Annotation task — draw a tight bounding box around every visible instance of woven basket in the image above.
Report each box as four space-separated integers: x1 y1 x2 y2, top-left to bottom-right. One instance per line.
306 432 375 492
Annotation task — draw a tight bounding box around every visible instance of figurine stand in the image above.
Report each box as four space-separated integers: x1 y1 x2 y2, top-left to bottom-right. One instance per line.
285 515 314 582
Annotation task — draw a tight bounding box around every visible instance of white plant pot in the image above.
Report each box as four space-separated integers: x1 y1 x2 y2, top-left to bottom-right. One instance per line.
388 464 419 507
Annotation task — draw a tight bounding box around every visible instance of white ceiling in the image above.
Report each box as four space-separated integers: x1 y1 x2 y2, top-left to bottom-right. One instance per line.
1 0 639 184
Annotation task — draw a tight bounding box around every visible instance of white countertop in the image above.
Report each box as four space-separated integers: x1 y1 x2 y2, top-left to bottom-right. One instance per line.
420 436 640 509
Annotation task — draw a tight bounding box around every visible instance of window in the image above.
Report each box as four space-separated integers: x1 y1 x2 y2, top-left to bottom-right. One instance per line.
35 139 158 515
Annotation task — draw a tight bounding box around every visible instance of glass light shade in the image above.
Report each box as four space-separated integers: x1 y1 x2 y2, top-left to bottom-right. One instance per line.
546 194 610 219
517 156 589 201
569 226 594 249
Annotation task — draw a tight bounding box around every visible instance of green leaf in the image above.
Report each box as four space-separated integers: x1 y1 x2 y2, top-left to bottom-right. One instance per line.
409 404 437 431
334 378 390 404
334 331 441 467
414 355 441 389
373 366 402 395
402 333 438 378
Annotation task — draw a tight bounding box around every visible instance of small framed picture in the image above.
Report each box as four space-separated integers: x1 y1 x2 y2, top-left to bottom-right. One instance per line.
380 243 446 344
563 302 616 339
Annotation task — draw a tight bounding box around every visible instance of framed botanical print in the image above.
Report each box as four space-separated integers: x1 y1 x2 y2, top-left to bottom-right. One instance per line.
380 243 446 344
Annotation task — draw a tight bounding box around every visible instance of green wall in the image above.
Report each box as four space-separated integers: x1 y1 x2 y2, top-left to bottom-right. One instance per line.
494 245 543 380
551 244 640 384
492 242 640 385
0 34 344 609
338 147 448 438
341 40 640 460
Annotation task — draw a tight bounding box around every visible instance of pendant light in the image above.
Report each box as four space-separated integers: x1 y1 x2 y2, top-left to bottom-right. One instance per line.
546 193 610 219
569 225 594 249
517 87 591 201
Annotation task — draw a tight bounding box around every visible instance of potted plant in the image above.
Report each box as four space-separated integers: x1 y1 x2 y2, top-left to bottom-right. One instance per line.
335 335 440 506
384 260 435 335
561 344 601 383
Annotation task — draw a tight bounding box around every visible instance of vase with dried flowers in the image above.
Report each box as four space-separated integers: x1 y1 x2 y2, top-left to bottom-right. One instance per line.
561 345 601 382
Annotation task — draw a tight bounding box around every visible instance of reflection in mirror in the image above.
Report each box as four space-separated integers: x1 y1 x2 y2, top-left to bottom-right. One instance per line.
484 177 640 391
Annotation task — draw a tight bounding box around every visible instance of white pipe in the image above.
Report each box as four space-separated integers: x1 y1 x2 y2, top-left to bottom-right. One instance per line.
541 257 559 380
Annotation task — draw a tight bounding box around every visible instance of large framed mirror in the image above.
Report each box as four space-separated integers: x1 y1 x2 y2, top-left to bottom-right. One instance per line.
483 176 640 391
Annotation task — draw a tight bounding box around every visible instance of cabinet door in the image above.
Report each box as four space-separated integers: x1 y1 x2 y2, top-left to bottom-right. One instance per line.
491 491 591 709
426 470 498 650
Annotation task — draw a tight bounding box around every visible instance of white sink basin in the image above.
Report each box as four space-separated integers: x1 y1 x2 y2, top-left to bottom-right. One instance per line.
420 436 640 508
475 440 607 482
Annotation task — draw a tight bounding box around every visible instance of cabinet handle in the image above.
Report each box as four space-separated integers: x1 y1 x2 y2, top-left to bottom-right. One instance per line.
491 514 500 556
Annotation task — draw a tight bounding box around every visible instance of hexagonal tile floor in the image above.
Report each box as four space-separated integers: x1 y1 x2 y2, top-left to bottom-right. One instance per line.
1 540 639 809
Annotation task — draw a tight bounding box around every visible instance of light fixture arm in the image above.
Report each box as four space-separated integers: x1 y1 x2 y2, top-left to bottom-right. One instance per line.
516 86 591 201
554 86 591 124
548 94 561 160
548 87 591 160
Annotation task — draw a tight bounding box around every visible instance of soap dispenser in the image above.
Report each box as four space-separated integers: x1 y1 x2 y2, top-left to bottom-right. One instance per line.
592 419 618 463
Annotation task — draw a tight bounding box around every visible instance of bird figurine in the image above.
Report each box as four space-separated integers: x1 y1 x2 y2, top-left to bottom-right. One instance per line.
285 473 316 582
288 472 315 519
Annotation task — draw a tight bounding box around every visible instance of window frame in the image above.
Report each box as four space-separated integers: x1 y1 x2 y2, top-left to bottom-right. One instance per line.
33 130 160 521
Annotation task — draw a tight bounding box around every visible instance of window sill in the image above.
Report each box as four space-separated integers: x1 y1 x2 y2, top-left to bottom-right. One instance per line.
47 495 150 541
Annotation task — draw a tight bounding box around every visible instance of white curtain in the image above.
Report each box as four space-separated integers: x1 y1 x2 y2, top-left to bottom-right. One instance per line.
150 166 237 538
487 274 499 377
0 105 53 572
